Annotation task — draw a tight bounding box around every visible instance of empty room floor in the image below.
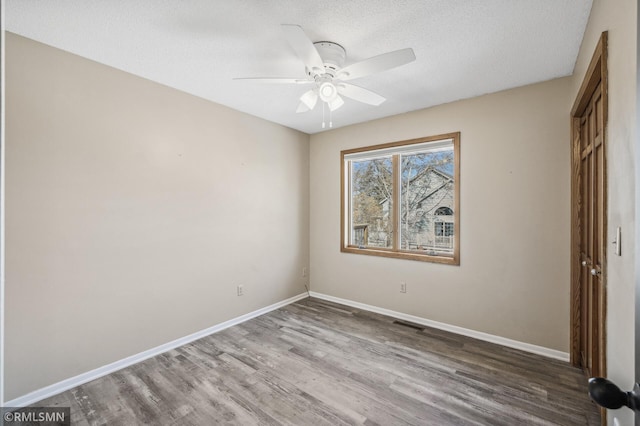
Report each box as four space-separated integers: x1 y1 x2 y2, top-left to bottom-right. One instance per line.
33 298 599 425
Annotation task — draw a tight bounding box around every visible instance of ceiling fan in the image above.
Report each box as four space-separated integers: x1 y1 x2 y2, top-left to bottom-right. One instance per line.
235 25 416 126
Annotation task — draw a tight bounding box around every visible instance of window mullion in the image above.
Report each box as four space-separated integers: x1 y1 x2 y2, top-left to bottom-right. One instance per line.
346 160 352 246
392 154 400 251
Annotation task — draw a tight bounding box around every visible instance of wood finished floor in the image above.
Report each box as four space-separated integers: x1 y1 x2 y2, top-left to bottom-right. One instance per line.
37 297 600 425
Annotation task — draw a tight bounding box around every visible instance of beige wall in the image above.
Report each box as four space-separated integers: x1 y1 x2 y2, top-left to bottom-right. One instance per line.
570 0 637 425
310 77 572 352
4 33 310 401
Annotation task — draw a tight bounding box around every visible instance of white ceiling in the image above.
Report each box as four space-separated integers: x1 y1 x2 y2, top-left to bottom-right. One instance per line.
6 1 592 135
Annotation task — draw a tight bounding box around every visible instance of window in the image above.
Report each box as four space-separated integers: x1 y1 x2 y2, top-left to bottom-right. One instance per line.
435 207 453 216
341 133 460 264
435 222 454 236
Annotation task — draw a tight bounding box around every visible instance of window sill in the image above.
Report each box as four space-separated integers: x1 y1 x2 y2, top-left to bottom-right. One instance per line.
341 246 459 265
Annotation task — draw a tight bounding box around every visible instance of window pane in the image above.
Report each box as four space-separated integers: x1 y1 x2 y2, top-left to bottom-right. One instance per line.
350 156 393 248
399 144 455 255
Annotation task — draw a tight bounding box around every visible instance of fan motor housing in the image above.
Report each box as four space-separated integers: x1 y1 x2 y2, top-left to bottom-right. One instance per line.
312 41 346 76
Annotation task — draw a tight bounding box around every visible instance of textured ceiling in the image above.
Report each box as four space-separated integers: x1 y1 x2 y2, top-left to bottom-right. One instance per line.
6 1 592 134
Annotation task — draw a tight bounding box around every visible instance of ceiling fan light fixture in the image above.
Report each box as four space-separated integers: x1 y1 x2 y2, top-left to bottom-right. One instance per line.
300 89 318 110
296 102 310 113
328 95 344 111
318 82 338 102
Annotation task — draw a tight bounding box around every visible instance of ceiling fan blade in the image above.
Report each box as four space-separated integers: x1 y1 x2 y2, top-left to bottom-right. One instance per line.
337 48 416 81
233 77 312 84
281 24 325 74
338 83 386 106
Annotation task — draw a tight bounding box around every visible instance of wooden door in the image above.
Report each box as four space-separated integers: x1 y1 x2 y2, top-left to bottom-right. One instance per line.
571 32 607 382
578 83 606 377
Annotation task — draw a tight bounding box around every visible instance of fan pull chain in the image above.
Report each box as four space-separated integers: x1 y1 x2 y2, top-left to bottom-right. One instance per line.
329 108 333 128
322 102 326 129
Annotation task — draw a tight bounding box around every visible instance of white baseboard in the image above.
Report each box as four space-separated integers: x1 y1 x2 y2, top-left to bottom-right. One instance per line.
4 292 309 408
309 291 569 362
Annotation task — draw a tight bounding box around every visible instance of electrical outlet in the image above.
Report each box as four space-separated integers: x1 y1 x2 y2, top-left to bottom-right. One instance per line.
400 282 407 293
302 267 308 277
237 285 244 296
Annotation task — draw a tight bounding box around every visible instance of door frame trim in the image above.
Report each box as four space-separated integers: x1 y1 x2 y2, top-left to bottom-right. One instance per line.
570 31 608 376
